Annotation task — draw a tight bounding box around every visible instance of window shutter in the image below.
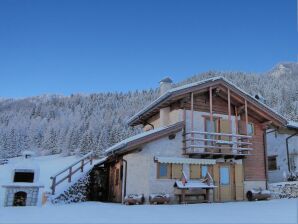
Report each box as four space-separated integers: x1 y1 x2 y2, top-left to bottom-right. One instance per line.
220 119 230 141
190 164 200 179
172 164 183 179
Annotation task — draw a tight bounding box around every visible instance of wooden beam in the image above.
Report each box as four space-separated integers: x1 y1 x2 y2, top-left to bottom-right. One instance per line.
228 89 232 144
191 92 194 152
209 87 213 129
182 107 186 154
235 106 239 135
245 99 248 135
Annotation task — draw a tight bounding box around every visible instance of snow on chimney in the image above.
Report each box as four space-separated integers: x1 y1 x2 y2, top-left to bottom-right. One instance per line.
159 77 173 96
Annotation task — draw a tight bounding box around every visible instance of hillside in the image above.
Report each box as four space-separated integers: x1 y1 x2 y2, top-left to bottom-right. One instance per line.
0 63 297 159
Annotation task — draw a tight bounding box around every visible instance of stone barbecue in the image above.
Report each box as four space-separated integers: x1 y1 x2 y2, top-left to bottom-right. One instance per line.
3 185 43 206
1 151 44 207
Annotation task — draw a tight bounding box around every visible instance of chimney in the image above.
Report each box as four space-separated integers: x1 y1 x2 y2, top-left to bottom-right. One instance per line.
159 77 173 127
159 77 173 96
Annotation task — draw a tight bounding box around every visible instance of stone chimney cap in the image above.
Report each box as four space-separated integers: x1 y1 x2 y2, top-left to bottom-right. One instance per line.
159 77 173 84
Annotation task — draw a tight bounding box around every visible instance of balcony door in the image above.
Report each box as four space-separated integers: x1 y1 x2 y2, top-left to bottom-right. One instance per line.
205 118 219 153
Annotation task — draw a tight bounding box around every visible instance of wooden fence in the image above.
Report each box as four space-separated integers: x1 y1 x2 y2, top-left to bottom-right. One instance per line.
50 151 93 195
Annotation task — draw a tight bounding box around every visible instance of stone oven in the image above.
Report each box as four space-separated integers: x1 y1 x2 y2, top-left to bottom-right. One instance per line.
2 151 44 207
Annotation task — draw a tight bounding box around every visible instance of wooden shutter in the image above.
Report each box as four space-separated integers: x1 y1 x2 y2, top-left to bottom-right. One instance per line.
220 119 230 141
172 164 183 179
235 164 244 201
238 121 247 135
220 119 231 153
190 164 200 179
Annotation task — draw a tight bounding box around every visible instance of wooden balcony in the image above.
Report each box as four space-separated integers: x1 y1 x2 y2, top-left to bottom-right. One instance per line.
183 131 253 159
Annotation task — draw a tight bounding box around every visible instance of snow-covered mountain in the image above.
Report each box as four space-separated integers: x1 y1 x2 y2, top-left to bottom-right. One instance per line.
0 64 297 159
268 62 298 78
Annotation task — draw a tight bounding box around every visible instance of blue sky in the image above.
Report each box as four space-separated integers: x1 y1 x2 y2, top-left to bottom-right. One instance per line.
0 0 297 98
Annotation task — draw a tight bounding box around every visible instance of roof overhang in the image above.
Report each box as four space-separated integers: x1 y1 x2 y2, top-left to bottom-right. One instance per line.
105 121 184 157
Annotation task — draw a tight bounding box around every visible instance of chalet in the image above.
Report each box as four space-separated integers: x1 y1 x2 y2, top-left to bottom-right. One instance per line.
266 121 298 183
94 77 287 203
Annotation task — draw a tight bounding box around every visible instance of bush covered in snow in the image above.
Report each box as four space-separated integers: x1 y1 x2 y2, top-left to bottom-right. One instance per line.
52 172 91 204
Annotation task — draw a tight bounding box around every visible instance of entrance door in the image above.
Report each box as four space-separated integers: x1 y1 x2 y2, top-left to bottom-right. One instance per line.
213 163 235 202
219 165 232 201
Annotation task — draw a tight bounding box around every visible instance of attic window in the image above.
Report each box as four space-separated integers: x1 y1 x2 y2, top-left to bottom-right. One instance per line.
14 171 34 183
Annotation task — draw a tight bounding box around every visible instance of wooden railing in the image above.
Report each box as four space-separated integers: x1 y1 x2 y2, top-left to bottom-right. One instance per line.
50 151 94 195
183 131 253 157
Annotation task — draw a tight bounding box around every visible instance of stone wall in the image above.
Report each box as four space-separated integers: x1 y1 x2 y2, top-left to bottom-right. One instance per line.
268 181 298 199
4 186 39 206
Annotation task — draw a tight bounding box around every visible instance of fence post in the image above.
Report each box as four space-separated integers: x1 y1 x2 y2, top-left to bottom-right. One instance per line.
81 159 84 172
68 167 72 182
51 177 56 195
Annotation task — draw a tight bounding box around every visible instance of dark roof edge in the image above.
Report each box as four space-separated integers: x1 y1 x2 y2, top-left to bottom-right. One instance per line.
106 121 184 156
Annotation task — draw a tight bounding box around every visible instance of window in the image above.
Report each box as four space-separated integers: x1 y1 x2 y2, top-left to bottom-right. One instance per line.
268 156 277 171
220 167 230 185
247 123 254 136
157 163 171 179
201 165 208 178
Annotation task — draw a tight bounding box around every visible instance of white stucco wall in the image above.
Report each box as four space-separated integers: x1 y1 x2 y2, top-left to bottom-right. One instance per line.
266 129 298 183
123 131 185 203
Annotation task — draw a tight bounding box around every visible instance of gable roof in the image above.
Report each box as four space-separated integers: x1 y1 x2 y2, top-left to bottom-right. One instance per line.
105 122 184 156
127 77 287 127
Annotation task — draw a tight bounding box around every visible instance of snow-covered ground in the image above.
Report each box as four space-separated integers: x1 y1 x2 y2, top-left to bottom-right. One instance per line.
0 199 296 224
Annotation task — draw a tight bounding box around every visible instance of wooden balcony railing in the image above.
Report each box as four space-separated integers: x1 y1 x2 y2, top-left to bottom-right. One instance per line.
183 131 253 159
50 151 93 195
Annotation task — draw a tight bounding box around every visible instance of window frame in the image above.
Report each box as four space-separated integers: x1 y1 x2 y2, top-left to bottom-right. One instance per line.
268 155 278 171
157 163 172 179
220 166 230 185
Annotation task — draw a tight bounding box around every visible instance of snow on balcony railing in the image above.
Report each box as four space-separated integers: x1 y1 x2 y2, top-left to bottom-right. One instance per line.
50 151 94 195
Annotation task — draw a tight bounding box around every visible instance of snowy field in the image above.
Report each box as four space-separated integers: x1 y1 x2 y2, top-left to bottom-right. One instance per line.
0 199 296 224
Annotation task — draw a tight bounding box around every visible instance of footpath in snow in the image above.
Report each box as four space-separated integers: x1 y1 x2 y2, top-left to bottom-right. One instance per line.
0 199 297 224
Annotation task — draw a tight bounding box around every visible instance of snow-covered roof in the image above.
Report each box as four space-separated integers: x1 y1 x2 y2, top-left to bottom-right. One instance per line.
287 121 298 130
105 122 184 155
127 76 287 126
174 180 216 189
